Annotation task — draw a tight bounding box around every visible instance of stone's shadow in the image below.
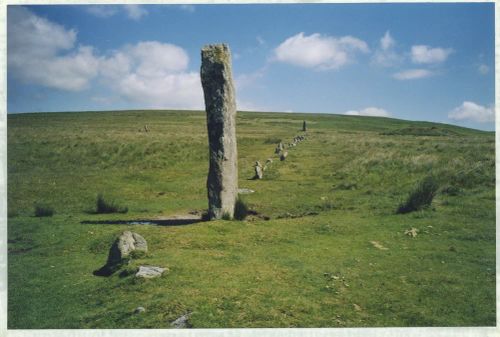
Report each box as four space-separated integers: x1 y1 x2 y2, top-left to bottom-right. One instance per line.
81 218 204 227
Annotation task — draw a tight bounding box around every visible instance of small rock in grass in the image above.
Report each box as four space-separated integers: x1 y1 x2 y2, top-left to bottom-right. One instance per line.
370 241 388 250
238 188 255 194
404 228 419 238
353 304 362 311
171 312 193 328
93 231 148 276
135 265 166 279
109 231 148 266
134 306 146 314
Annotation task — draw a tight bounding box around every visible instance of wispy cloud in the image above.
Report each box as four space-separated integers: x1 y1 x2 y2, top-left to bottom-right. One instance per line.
343 107 391 117
478 64 489 75
273 32 369 70
380 30 395 51
393 69 433 80
411 45 453 64
123 5 148 21
235 66 268 90
371 30 403 67
448 101 494 123
86 6 118 18
86 5 148 21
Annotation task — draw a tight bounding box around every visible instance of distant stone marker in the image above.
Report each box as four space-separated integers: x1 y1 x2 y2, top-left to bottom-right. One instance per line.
254 161 263 179
303 120 307 132
280 151 288 161
201 44 238 220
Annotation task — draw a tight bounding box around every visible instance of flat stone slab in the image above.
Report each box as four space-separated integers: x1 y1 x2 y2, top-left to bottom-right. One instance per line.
238 188 255 194
135 265 166 279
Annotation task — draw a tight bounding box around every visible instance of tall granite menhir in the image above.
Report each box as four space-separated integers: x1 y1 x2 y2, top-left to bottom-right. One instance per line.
200 44 238 220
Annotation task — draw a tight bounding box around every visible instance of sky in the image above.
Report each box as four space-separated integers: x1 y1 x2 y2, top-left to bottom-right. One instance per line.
6 3 496 131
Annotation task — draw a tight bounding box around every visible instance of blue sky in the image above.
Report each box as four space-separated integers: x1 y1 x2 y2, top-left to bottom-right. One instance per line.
7 3 495 130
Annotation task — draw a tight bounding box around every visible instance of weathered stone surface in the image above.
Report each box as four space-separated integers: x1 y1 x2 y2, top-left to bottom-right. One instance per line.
93 231 147 276
107 231 147 266
280 151 288 161
135 265 166 279
134 306 146 314
171 313 193 328
201 44 238 220
254 161 263 179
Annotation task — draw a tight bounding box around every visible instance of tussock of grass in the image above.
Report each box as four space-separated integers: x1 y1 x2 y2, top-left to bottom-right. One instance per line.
95 193 128 214
397 176 439 214
34 203 54 217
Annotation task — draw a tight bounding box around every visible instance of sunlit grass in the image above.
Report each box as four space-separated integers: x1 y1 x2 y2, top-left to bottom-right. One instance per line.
7 110 495 328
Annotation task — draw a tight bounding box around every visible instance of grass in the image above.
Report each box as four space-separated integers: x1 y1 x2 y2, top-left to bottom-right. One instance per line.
7 110 495 328
34 203 54 217
397 175 439 214
96 193 128 214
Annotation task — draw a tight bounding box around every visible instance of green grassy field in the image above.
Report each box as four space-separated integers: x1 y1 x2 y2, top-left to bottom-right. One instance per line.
7 110 495 328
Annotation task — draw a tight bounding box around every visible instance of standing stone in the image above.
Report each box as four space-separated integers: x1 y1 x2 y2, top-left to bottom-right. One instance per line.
302 120 307 132
275 142 284 154
280 151 288 161
253 161 263 179
201 44 238 220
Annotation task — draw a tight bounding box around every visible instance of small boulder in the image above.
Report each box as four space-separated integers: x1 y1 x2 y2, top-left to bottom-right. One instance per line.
107 231 148 266
280 151 288 161
171 313 193 328
93 231 148 276
135 265 166 279
134 306 146 314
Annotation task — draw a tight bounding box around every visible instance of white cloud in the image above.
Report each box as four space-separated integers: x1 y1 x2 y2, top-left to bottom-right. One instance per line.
411 45 452 64
86 5 148 21
100 41 203 109
393 69 433 80
8 6 100 91
8 7 203 109
86 6 118 18
448 101 494 123
274 32 369 70
344 107 391 117
371 30 403 67
123 5 148 21
478 64 489 75
380 31 395 51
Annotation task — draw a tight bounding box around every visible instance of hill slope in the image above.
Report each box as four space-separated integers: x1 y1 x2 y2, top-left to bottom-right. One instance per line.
7 110 495 328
